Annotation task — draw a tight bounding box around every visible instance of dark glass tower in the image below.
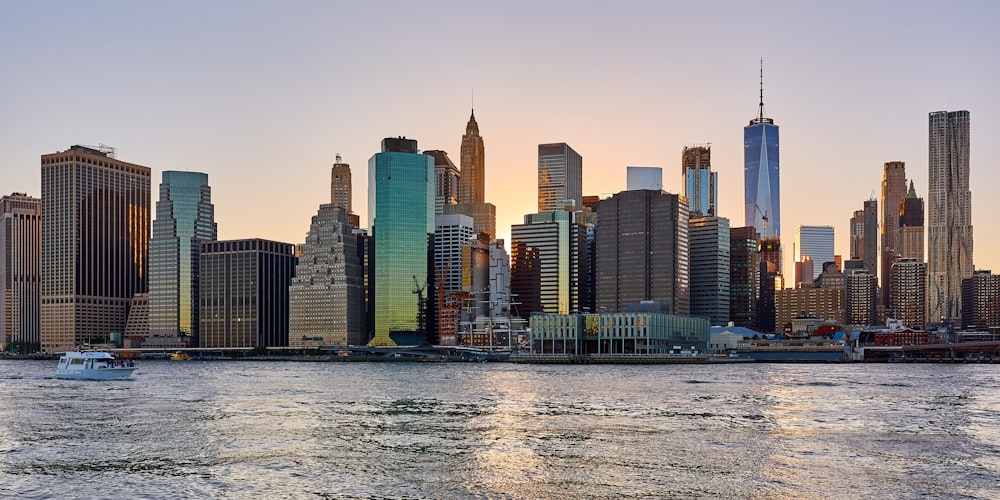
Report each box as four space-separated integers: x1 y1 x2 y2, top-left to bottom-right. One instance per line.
148 171 217 347
744 64 780 242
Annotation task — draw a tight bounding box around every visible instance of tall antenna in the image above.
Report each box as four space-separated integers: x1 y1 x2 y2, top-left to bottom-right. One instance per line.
758 58 765 121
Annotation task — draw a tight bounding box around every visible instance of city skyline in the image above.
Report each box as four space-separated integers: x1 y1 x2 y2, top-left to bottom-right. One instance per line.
2 2 999 276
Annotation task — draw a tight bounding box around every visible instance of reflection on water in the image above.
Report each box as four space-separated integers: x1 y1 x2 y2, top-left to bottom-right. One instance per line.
0 361 998 499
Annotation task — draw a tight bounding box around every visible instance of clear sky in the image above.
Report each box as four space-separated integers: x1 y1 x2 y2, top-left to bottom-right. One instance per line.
2 1 999 276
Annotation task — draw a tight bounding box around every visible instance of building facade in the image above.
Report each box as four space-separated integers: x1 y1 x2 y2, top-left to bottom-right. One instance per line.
961 270 1000 330
147 171 217 348
537 143 583 213
511 210 586 316
288 205 365 348
331 155 352 213
426 150 460 215
40 145 150 352
689 216 730 325
595 190 689 316
626 166 663 191
0 193 41 350
881 161 907 306
529 311 709 356
200 239 296 348
845 270 878 326
899 181 924 262
927 110 973 324
744 86 780 239
775 287 845 331
368 137 435 346
848 199 878 276
459 111 485 205
890 258 926 328
682 145 717 217
794 226 834 281
729 226 759 328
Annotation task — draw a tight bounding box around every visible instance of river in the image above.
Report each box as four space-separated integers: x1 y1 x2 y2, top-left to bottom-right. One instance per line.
0 360 997 499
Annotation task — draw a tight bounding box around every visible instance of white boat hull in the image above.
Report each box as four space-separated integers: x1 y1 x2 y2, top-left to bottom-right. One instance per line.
56 367 136 380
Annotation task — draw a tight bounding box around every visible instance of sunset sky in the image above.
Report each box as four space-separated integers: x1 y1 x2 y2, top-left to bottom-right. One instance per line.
2 1 999 276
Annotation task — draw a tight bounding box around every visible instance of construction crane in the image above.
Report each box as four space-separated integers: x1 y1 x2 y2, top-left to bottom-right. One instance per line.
755 203 769 239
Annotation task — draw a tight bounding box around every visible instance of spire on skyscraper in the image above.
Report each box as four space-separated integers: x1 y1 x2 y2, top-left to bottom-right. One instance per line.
758 58 766 122
907 180 917 198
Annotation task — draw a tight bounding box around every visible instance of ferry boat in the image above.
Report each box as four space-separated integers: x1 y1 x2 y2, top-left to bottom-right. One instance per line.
56 351 136 380
170 351 189 361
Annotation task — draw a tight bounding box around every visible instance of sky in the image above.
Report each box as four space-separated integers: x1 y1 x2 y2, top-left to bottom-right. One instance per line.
2 1 999 276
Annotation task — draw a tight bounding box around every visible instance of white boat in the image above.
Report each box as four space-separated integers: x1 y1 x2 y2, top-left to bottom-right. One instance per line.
56 351 136 380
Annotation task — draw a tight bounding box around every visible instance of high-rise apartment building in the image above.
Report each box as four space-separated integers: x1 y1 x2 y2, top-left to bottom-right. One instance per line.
729 226 759 328
331 155 352 214
899 181 924 261
288 205 365 348
147 171 217 348
849 199 878 276
845 270 878 326
744 69 780 240
626 166 663 191
1 193 41 350
890 258 926 328
511 210 586 316
426 150 460 215
775 287 844 330
200 239 296 348
881 161 907 306
369 137 434 346
682 145 717 217
689 216 730 325
538 143 583 213
794 226 835 281
595 190 689 316
961 270 999 330
927 110 973 324
459 111 485 205
40 145 150 352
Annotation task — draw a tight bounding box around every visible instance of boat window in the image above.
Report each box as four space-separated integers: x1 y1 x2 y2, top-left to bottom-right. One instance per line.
70 358 84 365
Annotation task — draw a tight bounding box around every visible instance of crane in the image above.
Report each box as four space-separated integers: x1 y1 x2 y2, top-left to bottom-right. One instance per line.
755 203 769 239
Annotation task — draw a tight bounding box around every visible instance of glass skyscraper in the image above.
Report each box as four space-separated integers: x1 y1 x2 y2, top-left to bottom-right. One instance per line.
744 78 780 240
794 225 835 281
148 171 217 346
537 143 583 213
368 137 434 346
682 146 717 217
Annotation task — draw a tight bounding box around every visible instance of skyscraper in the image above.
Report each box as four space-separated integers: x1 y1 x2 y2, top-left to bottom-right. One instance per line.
511 210 586 316
538 143 583 213
744 65 780 240
689 216 730 325
682 145 717 217
147 171 217 348
849 199 878 276
369 137 434 346
845 270 878 326
459 111 485 205
890 258 926 328
331 155 352 214
288 205 365 348
595 190 689 315
1 193 41 350
899 181 924 261
729 226 759 328
794 226 834 281
881 161 907 306
200 239 296 348
425 150 460 215
961 270 999 330
40 145 150 353
927 110 973 324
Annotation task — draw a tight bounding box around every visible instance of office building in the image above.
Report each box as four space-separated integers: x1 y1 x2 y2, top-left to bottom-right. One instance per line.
595 190 689 316
848 199 878 276
289 205 365 348
369 137 434 346
890 258 926 328
793 257 814 288
794 226 834 281
443 202 496 240
927 110 973 324
881 161 907 306
744 67 780 239
200 239 296 348
729 226 759 328
331 155 352 213
40 145 150 353
426 150 460 215
899 181 924 261
147 171 217 348
626 166 663 191
0 193 41 350
511 210 586 316
961 270 1000 330
435 214 475 293
682 145 717 217
537 143 583 213
459 110 485 205
689 216 730 325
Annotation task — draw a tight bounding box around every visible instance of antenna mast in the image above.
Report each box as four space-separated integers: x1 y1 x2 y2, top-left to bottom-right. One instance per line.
758 59 765 122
